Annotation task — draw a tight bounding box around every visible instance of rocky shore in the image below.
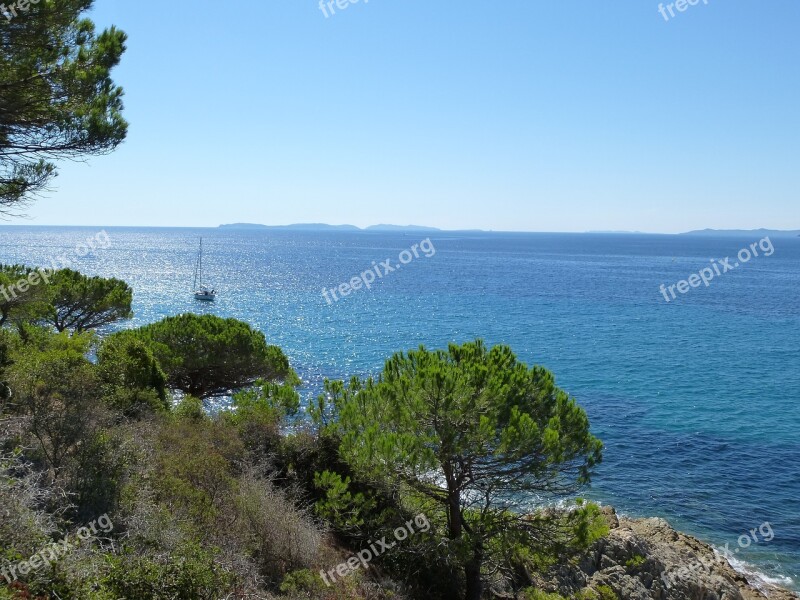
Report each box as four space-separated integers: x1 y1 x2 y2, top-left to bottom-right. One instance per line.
535 508 799 600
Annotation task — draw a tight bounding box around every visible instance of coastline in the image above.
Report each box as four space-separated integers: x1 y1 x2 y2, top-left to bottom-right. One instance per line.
539 507 799 599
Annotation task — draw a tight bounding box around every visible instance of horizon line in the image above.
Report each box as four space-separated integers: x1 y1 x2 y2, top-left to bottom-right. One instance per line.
2 223 800 236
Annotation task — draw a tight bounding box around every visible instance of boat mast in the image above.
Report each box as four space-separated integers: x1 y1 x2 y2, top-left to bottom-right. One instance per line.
193 238 202 290
198 238 203 288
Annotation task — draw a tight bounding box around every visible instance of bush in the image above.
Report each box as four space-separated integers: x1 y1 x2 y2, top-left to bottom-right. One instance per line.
153 419 243 529
625 554 646 571
5 330 103 474
103 541 235 599
223 381 299 462
575 585 618 600
69 429 131 522
233 471 322 584
279 567 402 600
173 395 206 422
0 451 56 566
521 589 567 600
97 335 169 417
595 585 618 600
280 568 328 595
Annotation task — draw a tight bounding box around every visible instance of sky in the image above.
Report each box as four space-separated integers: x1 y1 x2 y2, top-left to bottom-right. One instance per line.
13 0 800 232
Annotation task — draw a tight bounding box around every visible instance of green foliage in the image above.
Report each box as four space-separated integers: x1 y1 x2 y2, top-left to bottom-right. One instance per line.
0 0 127 212
70 429 129 522
597 585 618 600
1 267 133 335
280 568 328 595
103 541 234 600
336 340 602 489
570 500 610 548
313 470 376 532
173 395 206 422
0 264 49 327
0 328 11 402
331 340 603 596
44 269 133 333
309 377 361 435
5 329 101 471
0 293 610 600
574 585 618 600
521 590 567 600
223 380 299 458
154 419 243 529
229 380 300 422
115 313 296 399
625 554 646 570
97 334 168 416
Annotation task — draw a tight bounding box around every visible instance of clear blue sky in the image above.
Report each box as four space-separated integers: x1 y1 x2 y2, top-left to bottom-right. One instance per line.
20 0 800 232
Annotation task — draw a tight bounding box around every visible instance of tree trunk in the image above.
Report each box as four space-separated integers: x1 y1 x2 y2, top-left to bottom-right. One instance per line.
448 492 462 538
464 557 483 600
445 477 484 600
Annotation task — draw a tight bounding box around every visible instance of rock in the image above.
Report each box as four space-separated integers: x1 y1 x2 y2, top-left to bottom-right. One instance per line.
601 505 620 529
541 510 799 600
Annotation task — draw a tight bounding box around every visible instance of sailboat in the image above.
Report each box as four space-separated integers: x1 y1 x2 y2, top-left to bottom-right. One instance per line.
193 238 216 301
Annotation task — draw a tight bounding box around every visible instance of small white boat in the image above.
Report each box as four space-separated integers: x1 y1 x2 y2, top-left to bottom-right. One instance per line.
194 288 216 301
193 238 216 301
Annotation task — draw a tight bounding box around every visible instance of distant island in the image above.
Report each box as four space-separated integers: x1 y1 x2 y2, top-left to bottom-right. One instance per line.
219 223 442 232
217 224 800 236
681 228 800 237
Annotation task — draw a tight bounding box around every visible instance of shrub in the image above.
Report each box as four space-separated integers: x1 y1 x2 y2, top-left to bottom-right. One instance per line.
223 381 299 462
153 419 242 529
172 395 206 422
625 554 646 571
5 331 103 473
521 589 567 600
279 567 400 600
97 335 168 417
596 585 618 600
69 429 130 522
279 568 328 595
103 540 235 599
576 585 618 600
232 471 322 584
0 451 56 566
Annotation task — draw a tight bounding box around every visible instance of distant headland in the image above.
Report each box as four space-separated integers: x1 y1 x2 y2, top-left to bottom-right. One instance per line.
218 224 800 236
680 228 800 237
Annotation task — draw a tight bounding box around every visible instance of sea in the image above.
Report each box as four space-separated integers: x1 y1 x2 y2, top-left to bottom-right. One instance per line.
1 225 798 591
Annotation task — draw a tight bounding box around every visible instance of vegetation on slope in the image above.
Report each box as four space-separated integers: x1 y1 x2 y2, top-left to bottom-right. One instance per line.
0 267 607 600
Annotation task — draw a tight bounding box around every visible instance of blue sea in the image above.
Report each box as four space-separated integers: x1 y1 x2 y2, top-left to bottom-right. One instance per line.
2 226 799 591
